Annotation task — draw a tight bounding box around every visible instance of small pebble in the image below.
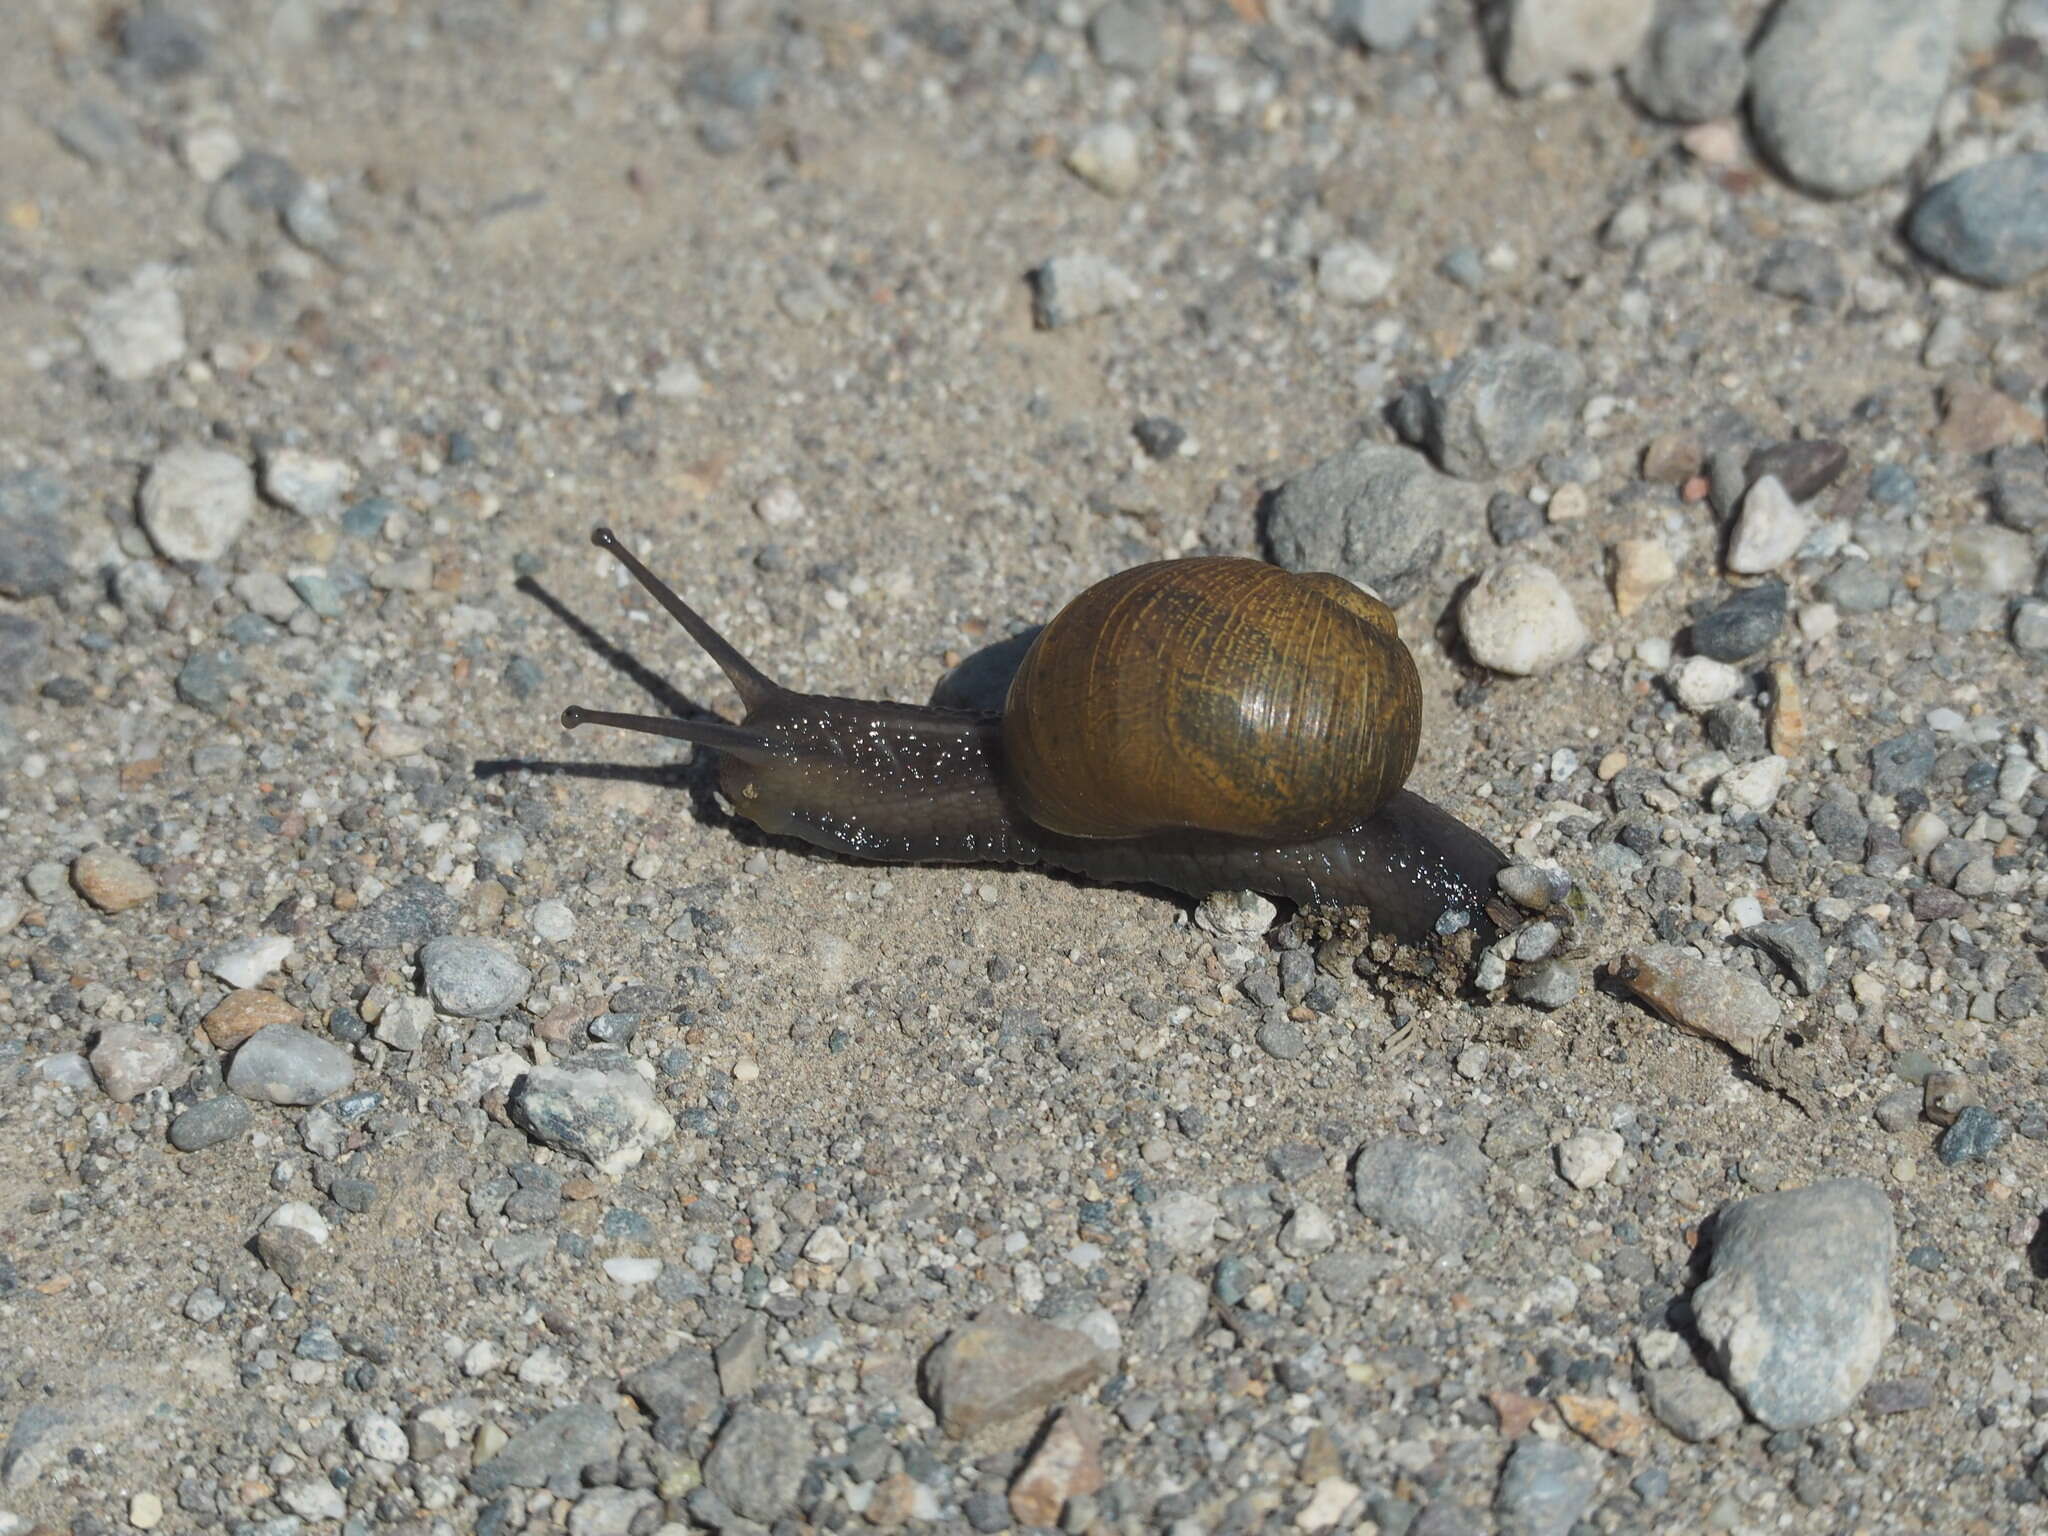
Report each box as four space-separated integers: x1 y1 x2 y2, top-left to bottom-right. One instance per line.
1907 154 2048 288
1624 0 1745 122
1033 252 1139 329
262 449 359 521
80 263 185 381
71 847 158 913
1493 0 1655 93
1316 241 1395 305
226 1024 354 1106
139 445 256 563
170 1095 254 1152
1556 1129 1623 1190
1936 1106 2009 1166
1419 341 1586 479
1725 476 1815 575
1691 581 1787 661
88 1024 183 1103
420 935 533 1019
1460 560 1588 676
1065 122 1143 197
1610 537 1674 617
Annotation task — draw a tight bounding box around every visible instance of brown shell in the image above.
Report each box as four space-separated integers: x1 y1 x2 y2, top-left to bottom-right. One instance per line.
1001 557 1421 841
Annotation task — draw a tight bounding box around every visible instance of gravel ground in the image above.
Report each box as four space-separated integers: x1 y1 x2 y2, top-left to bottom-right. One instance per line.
4 1 2048 1533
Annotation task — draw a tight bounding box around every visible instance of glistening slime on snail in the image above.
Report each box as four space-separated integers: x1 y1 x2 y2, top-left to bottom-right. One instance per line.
561 526 1509 944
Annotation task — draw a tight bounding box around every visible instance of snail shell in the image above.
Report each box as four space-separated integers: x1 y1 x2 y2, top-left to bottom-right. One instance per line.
1001 557 1421 841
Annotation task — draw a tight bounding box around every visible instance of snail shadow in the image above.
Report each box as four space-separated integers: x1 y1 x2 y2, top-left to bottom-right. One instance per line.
468 574 731 828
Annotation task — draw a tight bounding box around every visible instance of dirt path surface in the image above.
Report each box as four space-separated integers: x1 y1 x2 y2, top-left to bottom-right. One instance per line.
3 2 2048 1533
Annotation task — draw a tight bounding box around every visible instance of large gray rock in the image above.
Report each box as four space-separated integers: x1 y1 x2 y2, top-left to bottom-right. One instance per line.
1907 154 2048 288
1266 443 1468 607
1748 0 1958 197
1417 342 1587 479
702 1406 812 1522
1692 1179 1896 1428
1624 0 1746 122
469 1404 622 1498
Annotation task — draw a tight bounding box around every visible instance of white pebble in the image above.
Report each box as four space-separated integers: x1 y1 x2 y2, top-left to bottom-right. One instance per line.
262 448 358 520
81 263 185 381
1459 560 1588 676
202 934 294 989
603 1256 662 1286
1669 655 1742 711
754 478 806 527
529 899 576 941
1717 754 1789 812
140 445 257 564
1556 1129 1624 1190
1066 122 1144 196
1316 241 1396 305
1725 475 1816 575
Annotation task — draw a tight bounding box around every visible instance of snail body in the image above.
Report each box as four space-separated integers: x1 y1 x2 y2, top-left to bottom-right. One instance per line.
562 528 1508 943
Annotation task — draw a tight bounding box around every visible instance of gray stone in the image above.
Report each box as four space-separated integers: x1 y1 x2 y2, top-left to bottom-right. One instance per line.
140 445 256 564
1088 0 1166 72
87 1024 183 1103
1988 445 2048 532
170 1095 253 1151
1950 526 2036 594
1936 1106 2010 1165
1495 0 1655 93
1351 1135 1486 1256
1739 918 1827 996
568 1487 658 1536
1642 1365 1744 1442
0 616 46 703
1691 582 1786 662
1128 1272 1209 1351
1748 0 1957 197
420 936 532 1018
1511 960 1581 1011
1266 442 1465 607
0 472 72 598
226 1024 353 1106
1692 1179 1896 1429
1819 562 1891 615
921 1314 1108 1437
469 1404 622 1498
1032 252 1139 329
1624 0 1745 122
1908 154 2048 287
1417 342 1586 479
1870 729 1936 795
1494 1436 1600 1536
330 873 459 951
53 99 139 166
621 1346 720 1430
2014 598 2048 658
80 264 185 381
507 1057 677 1176
0 1383 148 1489
1334 0 1430 50
1754 238 1844 308
702 1406 812 1522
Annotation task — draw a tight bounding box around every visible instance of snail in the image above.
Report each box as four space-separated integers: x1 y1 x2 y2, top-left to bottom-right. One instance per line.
561 527 1510 943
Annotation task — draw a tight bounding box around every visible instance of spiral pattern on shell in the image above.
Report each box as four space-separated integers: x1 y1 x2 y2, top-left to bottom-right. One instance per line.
1001 557 1421 842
